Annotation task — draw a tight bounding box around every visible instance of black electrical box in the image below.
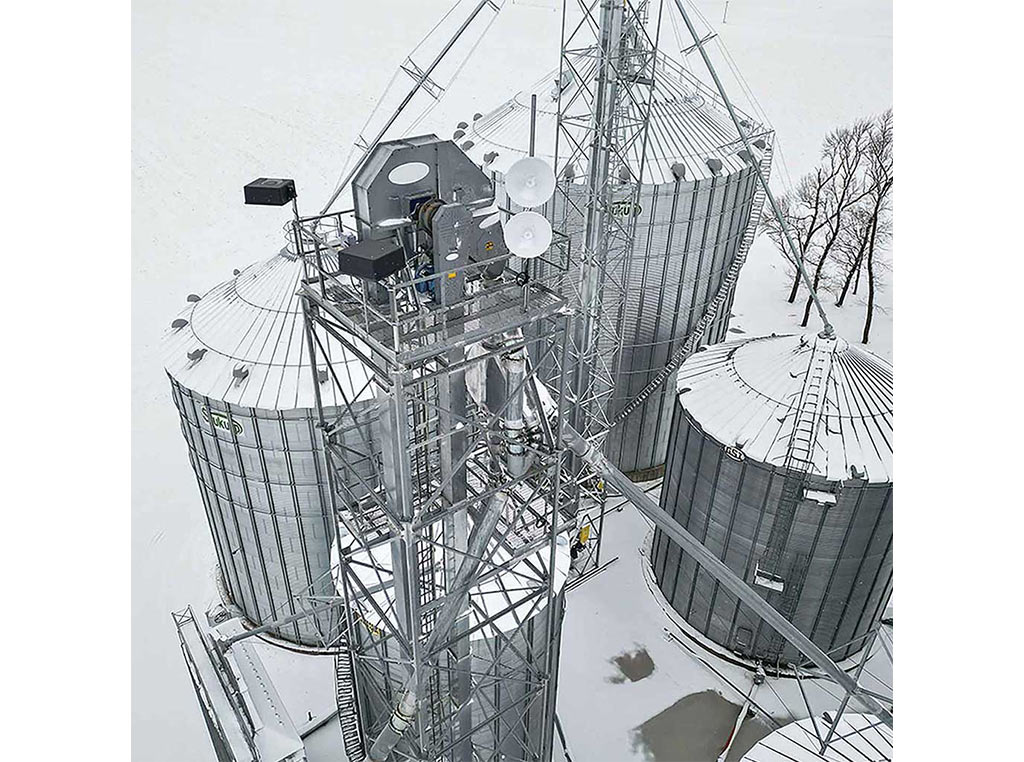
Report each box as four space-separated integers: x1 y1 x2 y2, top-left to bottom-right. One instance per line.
244 178 297 206
338 238 406 281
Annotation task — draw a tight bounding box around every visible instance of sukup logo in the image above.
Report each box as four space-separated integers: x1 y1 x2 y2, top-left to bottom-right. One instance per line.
610 200 642 217
202 407 244 437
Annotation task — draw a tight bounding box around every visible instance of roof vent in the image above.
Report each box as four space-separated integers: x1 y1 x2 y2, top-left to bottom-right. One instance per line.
736 150 753 163
461 140 475 151
453 129 466 140
670 162 687 181
563 163 576 182
317 369 329 385
706 157 723 173
457 121 468 129
232 365 250 385
171 318 188 330
752 138 767 150
233 268 241 276
483 151 499 164
473 112 483 121
187 294 201 303
187 348 207 364
617 165 631 183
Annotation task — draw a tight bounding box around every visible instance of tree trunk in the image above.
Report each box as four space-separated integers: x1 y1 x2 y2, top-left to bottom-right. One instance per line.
788 180 824 304
861 214 879 344
787 265 802 303
802 236 835 326
837 225 870 307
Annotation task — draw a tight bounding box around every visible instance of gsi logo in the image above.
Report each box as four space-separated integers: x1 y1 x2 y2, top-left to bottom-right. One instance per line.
724 445 745 462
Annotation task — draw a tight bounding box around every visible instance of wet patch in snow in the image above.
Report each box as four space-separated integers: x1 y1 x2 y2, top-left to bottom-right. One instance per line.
631 690 772 762
607 645 656 684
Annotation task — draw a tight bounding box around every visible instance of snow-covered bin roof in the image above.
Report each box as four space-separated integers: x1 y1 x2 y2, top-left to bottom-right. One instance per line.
675 334 893 483
457 54 771 185
739 713 891 761
163 248 375 411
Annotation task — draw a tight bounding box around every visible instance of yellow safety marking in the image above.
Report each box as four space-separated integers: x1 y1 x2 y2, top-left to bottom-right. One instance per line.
357 613 382 638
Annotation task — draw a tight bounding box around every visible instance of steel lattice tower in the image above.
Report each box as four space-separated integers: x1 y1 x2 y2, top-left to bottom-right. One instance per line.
296 197 576 761
544 0 664 571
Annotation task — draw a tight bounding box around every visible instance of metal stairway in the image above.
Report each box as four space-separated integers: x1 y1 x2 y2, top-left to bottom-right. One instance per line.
335 645 366 761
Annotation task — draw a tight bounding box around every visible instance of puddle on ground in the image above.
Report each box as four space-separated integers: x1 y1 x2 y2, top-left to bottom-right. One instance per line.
631 690 773 762
607 645 656 684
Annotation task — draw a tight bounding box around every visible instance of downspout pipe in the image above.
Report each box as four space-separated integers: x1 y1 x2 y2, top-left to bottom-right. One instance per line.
366 492 509 761
503 348 528 477
668 0 835 339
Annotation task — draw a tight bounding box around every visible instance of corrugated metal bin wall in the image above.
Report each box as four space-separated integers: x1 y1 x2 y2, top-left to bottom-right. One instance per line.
520 164 760 478
170 377 378 646
651 405 893 664
348 591 564 761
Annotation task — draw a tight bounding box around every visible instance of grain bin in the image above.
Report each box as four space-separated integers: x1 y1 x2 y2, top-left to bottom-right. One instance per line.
458 53 772 478
163 247 378 647
740 713 892 761
650 333 892 664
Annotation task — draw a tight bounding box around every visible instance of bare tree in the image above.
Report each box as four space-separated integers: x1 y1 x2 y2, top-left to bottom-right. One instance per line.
758 110 893 340
761 167 837 304
760 120 872 308
860 109 893 344
834 202 891 307
799 120 872 327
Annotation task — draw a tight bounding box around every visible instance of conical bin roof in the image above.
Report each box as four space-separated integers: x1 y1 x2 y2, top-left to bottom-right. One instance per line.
739 713 892 761
674 334 893 482
163 248 374 411
456 53 770 185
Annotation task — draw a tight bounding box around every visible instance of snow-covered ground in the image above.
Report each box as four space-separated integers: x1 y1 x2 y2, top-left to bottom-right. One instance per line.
131 1 891 760
558 492 892 762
